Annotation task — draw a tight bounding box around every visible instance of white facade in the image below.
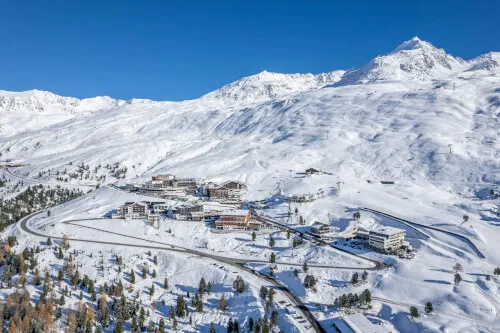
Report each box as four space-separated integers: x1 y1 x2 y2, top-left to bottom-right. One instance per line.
368 227 406 252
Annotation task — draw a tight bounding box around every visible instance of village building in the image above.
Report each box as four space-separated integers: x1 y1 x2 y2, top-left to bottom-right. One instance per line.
368 227 406 253
206 180 247 203
309 222 332 239
119 202 149 220
152 174 176 181
214 210 263 231
171 204 204 221
332 313 393 333
147 214 160 226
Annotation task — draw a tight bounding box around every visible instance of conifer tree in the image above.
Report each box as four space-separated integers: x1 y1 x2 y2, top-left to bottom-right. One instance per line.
219 295 227 311
199 277 207 295
351 272 359 285
425 302 433 314
410 306 419 319
176 296 186 317
130 269 135 284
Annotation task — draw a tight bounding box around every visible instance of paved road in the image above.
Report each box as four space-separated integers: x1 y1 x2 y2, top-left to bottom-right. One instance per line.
360 207 485 259
256 215 385 270
19 211 325 333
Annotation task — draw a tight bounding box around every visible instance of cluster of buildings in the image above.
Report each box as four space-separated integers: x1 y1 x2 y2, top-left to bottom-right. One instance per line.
138 174 248 204
109 201 162 226
142 174 199 197
108 199 268 232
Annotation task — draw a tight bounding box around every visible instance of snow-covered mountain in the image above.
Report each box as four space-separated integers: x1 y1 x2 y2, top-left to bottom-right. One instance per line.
202 70 345 102
0 37 498 197
336 37 470 85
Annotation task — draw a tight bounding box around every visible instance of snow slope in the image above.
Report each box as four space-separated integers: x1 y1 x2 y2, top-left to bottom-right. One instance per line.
1 37 500 333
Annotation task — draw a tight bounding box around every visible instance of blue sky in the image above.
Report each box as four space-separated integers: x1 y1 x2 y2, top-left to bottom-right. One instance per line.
1 1 498 101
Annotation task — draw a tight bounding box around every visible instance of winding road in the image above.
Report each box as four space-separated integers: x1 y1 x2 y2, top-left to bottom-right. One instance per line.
19 210 326 332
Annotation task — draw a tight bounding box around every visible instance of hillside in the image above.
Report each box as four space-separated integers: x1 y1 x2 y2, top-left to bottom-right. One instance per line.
0 38 498 199
1 37 500 333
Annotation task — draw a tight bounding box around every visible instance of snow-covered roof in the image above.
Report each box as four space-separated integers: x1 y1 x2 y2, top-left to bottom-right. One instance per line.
370 226 405 236
219 210 250 216
311 222 329 228
343 313 391 333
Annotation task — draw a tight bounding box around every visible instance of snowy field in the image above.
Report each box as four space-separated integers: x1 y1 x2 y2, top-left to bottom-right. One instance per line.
1 37 499 332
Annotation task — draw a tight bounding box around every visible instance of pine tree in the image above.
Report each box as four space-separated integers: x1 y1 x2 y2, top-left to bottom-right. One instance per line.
249 317 254 331
362 270 368 282
196 298 204 312
351 272 359 285
209 323 216 333
130 270 136 284
252 231 256 241
269 236 275 248
176 296 186 317
454 273 462 285
425 302 433 313
58 247 64 259
259 286 268 299
232 276 245 293
153 255 158 265
303 262 308 273
293 268 299 278
47 237 52 246
152 269 156 278
164 277 169 289
158 319 165 333
227 318 234 333
270 252 276 263
219 295 227 311
142 266 147 279
199 277 207 295
410 306 419 319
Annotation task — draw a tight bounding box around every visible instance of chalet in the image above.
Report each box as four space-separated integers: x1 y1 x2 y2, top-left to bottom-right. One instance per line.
310 222 332 239
214 210 263 231
332 313 393 333
119 202 148 220
305 168 322 175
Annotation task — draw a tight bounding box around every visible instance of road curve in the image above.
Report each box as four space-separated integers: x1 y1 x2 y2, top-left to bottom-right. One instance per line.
360 207 485 259
19 211 325 333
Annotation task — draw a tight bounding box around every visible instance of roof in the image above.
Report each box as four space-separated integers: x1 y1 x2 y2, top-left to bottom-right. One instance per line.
219 210 251 216
306 168 320 172
342 313 391 333
370 226 405 236
311 222 329 228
